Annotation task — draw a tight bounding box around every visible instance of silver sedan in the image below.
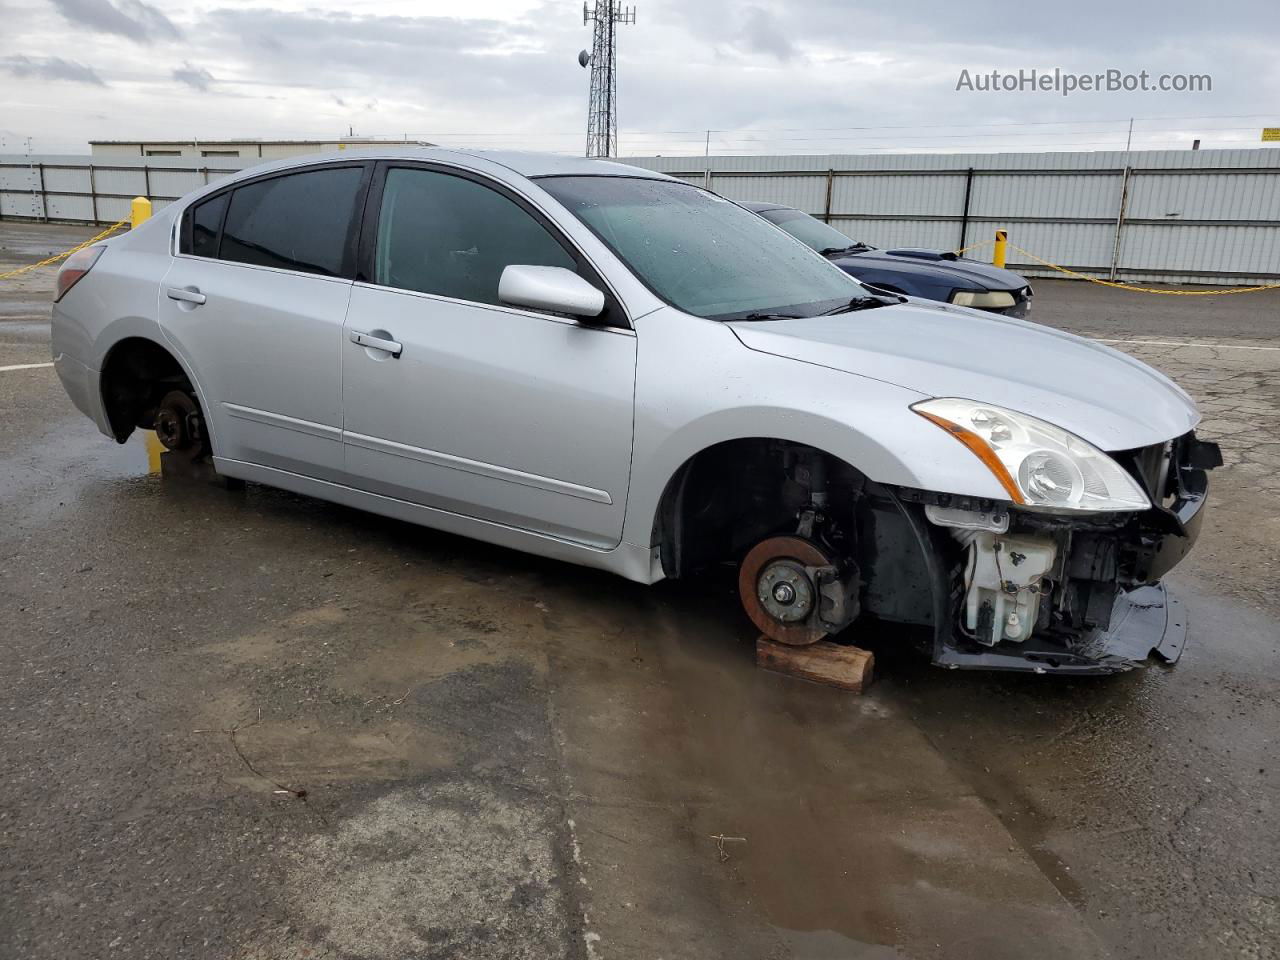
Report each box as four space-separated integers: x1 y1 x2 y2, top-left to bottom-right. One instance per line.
51 148 1220 674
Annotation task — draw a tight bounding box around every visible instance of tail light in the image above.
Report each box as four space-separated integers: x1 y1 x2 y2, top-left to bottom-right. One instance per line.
55 246 105 302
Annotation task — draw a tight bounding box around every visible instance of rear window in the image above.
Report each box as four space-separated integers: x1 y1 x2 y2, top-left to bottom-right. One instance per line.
216 167 364 277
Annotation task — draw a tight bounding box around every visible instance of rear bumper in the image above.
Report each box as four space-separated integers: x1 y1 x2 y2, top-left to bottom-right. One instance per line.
53 352 113 439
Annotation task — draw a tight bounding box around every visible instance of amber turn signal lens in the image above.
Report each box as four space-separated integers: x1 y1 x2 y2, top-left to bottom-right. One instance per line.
915 409 1026 504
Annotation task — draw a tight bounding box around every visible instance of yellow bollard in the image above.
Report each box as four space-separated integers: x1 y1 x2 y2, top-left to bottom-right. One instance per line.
145 430 164 474
130 196 152 229
992 230 1008 268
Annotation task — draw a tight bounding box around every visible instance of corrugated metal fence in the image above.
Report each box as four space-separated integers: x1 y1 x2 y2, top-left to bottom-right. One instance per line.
0 154 254 225
3 149 1279 285
625 149 1280 285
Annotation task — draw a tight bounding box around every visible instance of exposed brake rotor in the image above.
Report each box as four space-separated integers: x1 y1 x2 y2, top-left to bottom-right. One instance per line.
154 389 206 460
738 535 835 646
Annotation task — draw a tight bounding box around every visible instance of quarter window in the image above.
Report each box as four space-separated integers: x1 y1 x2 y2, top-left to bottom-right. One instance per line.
219 167 364 277
373 167 576 305
189 193 227 258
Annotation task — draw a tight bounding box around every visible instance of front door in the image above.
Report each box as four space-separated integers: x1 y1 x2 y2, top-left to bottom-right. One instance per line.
159 163 368 479
340 164 636 548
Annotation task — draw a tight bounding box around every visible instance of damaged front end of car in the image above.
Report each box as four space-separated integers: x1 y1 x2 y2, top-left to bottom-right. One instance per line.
895 430 1222 675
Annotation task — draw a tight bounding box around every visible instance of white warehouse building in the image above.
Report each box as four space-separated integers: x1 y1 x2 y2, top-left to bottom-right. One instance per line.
88 138 434 161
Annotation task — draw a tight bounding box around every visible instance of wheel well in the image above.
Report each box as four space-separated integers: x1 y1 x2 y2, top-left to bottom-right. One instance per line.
652 438 866 578
652 438 938 627
100 337 192 443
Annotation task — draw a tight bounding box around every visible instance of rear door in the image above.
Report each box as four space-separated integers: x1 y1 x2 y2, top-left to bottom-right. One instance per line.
339 163 637 548
159 163 370 479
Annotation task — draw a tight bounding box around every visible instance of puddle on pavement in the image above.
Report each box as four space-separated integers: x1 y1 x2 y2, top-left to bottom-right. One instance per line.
546 577 1106 958
1 426 162 526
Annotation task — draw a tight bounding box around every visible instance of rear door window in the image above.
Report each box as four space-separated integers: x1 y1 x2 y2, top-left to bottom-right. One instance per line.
372 167 576 305
220 166 364 277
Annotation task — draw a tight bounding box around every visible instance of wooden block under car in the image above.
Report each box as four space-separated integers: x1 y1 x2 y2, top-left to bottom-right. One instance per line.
755 636 875 693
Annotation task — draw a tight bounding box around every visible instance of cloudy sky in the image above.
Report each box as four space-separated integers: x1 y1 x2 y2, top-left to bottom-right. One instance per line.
2 0 1279 156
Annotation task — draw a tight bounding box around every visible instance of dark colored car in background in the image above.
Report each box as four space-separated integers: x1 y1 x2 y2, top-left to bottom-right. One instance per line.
740 201 1034 318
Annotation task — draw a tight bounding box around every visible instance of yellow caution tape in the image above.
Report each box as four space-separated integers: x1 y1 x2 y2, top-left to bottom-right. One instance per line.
0 219 128 281
1009 244 1280 296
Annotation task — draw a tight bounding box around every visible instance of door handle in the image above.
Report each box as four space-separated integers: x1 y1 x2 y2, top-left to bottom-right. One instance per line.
166 286 206 305
349 330 403 358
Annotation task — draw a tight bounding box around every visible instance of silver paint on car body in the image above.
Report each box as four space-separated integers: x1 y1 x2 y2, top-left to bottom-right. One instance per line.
51 146 1205 586
728 300 1199 452
497 264 606 317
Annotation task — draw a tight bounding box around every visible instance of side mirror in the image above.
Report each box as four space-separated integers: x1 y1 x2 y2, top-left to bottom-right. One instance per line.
498 265 606 319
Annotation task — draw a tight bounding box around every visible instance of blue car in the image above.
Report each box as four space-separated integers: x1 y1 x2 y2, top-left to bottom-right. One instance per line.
740 201 1034 318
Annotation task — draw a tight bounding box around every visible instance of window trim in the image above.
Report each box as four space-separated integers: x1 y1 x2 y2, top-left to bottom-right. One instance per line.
176 160 374 281
355 160 631 330
184 190 229 261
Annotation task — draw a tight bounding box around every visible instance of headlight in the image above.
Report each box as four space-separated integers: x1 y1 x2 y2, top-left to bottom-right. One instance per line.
913 398 1151 512
951 290 1016 309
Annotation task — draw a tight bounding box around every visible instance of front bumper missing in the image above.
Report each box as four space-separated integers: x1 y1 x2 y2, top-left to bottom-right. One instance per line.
932 583 1186 675
888 431 1217 676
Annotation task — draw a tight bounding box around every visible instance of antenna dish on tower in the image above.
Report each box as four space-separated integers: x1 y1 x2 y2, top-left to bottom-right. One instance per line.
578 49 592 68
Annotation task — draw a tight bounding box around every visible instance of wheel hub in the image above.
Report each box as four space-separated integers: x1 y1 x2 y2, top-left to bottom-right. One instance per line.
738 535 834 646
154 390 206 459
757 560 813 623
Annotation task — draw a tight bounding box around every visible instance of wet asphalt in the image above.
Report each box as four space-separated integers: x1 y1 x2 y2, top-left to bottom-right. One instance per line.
1 222 1277 960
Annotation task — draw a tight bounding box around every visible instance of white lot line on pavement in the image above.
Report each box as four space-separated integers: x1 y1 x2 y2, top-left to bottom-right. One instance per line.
1095 338 1280 352
0 362 54 372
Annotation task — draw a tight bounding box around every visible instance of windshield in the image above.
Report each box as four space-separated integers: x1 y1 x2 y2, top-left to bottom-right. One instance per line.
537 176 865 320
759 208 858 253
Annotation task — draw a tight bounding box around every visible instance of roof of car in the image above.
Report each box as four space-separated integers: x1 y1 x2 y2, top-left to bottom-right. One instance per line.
446 149 676 179
240 146 677 181
737 200 793 213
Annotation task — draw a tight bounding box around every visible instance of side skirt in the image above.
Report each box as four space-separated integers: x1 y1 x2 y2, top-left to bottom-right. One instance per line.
212 457 662 584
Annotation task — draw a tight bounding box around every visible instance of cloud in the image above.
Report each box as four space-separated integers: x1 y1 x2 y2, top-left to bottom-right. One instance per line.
738 6 796 62
200 7 584 116
1 54 106 85
172 61 214 90
49 0 180 42
8 0 1280 156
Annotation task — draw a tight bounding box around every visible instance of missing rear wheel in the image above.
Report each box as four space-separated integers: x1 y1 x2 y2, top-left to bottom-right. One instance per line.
153 390 208 460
